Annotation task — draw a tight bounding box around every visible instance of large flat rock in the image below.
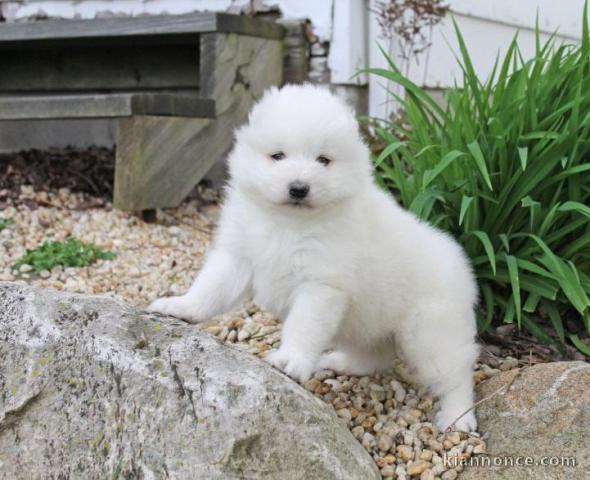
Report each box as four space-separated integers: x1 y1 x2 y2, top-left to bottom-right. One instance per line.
462 361 589 479
0 283 380 479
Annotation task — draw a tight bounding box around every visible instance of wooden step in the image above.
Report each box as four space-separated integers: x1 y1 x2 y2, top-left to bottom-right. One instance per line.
0 92 215 120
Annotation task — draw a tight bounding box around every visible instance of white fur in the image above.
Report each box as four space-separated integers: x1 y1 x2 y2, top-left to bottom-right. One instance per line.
148 85 480 432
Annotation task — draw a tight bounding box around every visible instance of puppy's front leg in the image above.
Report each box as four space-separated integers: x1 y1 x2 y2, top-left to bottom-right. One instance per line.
147 249 251 323
266 284 348 382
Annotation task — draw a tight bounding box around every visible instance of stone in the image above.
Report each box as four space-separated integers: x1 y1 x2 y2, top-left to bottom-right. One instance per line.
324 378 341 391
336 408 352 422
499 357 519 371
377 432 394 452
441 470 458 480
391 380 406 403
18 263 33 273
446 431 460 446
380 465 395 477
461 362 590 480
397 444 414 462
0 284 380 479
303 378 321 392
369 384 386 402
362 432 376 449
419 449 433 461
407 460 431 476
313 369 334 381
420 468 435 480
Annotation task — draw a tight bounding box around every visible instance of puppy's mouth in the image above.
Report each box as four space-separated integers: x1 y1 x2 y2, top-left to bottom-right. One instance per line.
284 199 313 209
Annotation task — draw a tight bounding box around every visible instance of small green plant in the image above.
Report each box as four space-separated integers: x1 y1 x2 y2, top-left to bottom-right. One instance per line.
367 7 590 353
0 217 14 231
13 237 115 273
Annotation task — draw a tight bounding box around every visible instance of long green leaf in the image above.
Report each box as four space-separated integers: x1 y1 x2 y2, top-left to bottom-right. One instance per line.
467 141 493 191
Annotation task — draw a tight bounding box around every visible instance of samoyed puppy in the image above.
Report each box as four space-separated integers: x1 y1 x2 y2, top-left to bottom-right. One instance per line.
148 84 479 431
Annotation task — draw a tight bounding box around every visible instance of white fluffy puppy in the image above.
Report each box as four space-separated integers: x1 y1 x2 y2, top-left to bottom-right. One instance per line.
148 84 479 431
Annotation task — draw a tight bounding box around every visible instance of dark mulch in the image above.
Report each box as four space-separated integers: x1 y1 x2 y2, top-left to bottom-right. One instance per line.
479 323 588 368
0 146 221 210
0 146 115 207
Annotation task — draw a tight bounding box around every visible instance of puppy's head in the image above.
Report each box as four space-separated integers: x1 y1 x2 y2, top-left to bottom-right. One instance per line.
229 84 372 210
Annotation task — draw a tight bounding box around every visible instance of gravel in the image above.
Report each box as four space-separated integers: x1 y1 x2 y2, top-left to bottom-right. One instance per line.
0 183 518 480
0 186 216 303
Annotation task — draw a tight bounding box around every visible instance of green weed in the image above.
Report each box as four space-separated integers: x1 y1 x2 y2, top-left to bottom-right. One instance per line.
13 237 115 273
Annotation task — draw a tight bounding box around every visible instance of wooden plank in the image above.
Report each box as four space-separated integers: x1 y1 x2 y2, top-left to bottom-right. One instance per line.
0 13 283 46
0 93 215 120
0 45 200 92
114 33 283 210
281 21 310 84
216 14 285 40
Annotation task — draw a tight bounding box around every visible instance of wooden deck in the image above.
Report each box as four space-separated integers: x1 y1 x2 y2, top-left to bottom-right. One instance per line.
0 13 284 212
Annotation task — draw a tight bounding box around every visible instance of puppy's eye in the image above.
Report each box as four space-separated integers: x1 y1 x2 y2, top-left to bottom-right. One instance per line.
317 155 331 166
270 152 286 161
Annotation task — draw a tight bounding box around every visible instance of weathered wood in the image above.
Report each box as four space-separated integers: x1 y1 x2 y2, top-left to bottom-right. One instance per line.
114 33 283 210
0 12 284 46
114 115 213 210
0 12 284 211
281 21 310 84
0 45 200 92
0 93 215 120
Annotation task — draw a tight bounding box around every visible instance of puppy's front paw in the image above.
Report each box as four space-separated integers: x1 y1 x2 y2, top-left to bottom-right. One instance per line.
146 296 203 324
265 348 315 382
435 407 477 432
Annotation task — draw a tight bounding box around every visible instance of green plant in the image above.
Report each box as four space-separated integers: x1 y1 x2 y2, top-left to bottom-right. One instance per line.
0 217 14 231
13 237 115 273
366 8 590 353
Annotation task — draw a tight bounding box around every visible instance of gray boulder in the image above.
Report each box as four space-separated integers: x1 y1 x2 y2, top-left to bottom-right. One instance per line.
0 283 380 480
462 361 589 480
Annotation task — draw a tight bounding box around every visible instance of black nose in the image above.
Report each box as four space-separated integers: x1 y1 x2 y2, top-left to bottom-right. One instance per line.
288 181 310 200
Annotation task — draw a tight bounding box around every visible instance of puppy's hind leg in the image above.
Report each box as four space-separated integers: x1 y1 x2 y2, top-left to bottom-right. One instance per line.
318 346 395 376
398 303 479 432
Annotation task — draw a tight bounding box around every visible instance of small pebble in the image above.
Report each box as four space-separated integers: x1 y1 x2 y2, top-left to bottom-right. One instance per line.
473 443 486 454
370 384 387 402
419 449 433 461
336 408 352 422
447 431 461 445
361 432 376 449
420 468 435 480
397 444 414 462
500 357 519 371
441 469 458 480
204 326 221 336
406 460 431 476
226 329 237 342
380 465 395 477
304 378 321 392
377 432 393 452
313 369 334 381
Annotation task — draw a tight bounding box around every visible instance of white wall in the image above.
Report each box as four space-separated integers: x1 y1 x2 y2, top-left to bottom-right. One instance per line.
369 0 586 118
